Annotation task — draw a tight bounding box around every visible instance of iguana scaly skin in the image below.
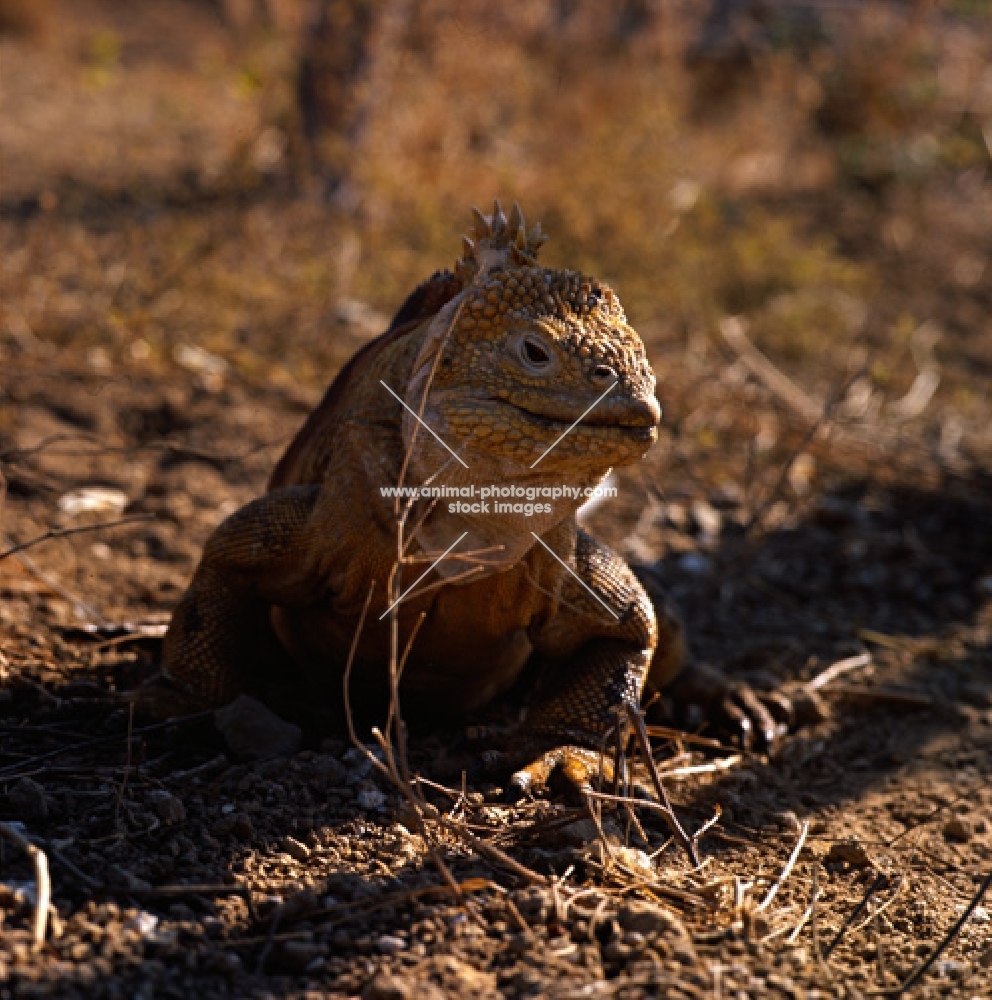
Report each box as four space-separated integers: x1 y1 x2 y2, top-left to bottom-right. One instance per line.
162 201 773 789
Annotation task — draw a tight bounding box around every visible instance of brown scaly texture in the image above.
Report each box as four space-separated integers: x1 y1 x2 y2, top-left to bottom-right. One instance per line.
161 200 690 790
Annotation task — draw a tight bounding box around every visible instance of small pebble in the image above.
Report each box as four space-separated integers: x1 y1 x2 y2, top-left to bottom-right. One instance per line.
281 836 311 861
210 952 242 975
357 787 386 811
602 939 630 962
377 934 407 955
6 777 49 820
935 959 967 977
147 790 185 825
942 817 972 843
825 839 872 868
678 552 711 576
125 911 159 938
773 810 800 831
664 502 689 530
618 900 688 941
621 931 647 951
214 695 301 761
279 940 327 971
363 973 411 1000
558 818 601 845
690 499 722 537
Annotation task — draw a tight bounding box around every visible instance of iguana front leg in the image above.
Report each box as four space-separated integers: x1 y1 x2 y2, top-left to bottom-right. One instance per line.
161 485 322 706
632 563 789 751
511 527 674 795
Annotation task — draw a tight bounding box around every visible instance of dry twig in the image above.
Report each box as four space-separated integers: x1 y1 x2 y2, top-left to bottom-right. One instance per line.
805 652 872 692
100 882 252 900
0 514 156 565
745 362 865 533
884 870 992 998
823 871 890 959
660 756 743 780
784 874 820 945
342 587 462 898
721 314 870 533
625 705 700 866
831 684 934 708
756 820 809 913
113 702 135 830
0 821 51 948
719 316 824 422
851 877 905 935
0 711 214 780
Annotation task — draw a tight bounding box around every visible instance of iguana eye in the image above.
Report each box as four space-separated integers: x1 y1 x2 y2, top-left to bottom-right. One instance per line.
590 363 617 388
518 335 552 371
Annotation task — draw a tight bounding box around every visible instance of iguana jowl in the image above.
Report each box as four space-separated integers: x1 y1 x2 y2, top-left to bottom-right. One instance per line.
162 200 779 789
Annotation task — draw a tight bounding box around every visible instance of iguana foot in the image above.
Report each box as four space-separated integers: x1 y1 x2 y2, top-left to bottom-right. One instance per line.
663 660 792 753
509 743 668 803
509 746 614 799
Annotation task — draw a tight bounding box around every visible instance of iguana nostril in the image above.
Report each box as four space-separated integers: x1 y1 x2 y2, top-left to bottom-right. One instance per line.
620 395 661 427
591 364 616 386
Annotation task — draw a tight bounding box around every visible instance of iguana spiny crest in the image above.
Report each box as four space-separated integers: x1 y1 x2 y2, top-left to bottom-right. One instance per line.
407 200 661 475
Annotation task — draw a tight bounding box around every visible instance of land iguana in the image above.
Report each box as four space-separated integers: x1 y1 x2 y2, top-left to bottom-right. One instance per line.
161 200 786 792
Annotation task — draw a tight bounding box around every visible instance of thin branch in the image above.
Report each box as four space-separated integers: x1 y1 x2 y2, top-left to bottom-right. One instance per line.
98 883 252 900
871 897 888 988
645 726 728 749
851 876 905 934
0 822 51 949
729 319 868 533
812 858 823 969
805 652 872 692
785 874 820 945
830 683 934 708
113 702 136 831
383 611 427 760
3 543 101 621
342 583 380 769
756 820 808 912
660 756 743 780
885 870 992 998
747 366 864 532
585 789 718 863
436 817 547 887
823 871 890 959
0 432 288 467
719 316 824 422
0 514 156 565
0 431 98 463
624 704 700 867
385 564 486 605
692 806 723 847
342 582 462 897
0 711 215 779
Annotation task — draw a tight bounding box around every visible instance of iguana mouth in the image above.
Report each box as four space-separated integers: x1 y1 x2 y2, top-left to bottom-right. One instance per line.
506 400 658 436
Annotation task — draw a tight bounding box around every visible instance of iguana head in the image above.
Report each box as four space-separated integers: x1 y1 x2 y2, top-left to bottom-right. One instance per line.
409 201 660 476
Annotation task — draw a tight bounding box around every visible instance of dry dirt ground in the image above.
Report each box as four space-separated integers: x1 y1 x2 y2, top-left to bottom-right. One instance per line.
2 3 992 999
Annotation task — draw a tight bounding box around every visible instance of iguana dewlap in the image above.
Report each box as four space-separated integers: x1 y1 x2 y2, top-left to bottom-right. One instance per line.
162 201 775 788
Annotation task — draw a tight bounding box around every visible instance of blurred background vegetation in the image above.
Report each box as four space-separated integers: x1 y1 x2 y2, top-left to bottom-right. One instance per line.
1 0 990 473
